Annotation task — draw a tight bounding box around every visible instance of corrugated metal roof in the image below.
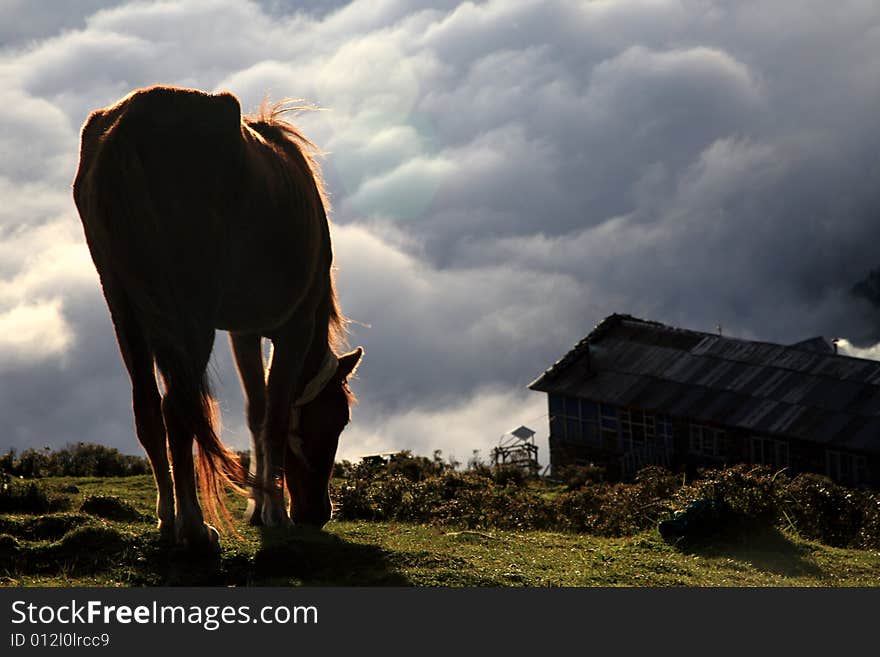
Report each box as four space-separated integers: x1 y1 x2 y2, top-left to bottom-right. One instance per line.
529 313 880 454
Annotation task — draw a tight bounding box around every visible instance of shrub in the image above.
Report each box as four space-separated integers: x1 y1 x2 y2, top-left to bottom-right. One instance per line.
492 465 528 488
327 452 878 551
685 465 787 527
783 474 868 548
0 443 150 478
0 480 51 514
386 451 446 482
332 459 355 480
557 464 606 490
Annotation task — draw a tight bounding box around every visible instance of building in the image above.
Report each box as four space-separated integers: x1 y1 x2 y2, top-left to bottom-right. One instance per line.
529 314 880 487
491 425 540 476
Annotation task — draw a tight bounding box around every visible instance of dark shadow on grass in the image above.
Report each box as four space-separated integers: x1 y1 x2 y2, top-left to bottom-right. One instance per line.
0 514 224 586
2 522 412 586
9 525 138 579
80 495 149 523
674 527 824 578
120 525 412 586
250 524 412 586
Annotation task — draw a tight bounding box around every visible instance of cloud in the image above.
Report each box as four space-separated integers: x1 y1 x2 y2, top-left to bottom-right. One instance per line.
0 299 73 368
0 0 128 48
338 385 548 467
332 221 591 408
1 0 880 464
837 339 880 362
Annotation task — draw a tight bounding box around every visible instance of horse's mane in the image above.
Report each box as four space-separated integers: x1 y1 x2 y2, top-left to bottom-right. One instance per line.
244 102 352 394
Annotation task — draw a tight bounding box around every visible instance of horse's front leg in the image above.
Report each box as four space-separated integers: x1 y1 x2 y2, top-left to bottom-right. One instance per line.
261 322 314 526
230 333 267 525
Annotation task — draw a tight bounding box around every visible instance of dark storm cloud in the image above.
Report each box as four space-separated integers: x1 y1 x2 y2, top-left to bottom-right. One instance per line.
1 0 880 462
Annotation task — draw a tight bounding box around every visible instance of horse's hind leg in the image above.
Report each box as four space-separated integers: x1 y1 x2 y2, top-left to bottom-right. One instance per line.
229 332 266 525
107 296 174 541
160 332 220 552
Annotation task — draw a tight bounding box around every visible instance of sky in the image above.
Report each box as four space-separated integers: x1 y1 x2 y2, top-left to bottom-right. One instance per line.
1 0 880 467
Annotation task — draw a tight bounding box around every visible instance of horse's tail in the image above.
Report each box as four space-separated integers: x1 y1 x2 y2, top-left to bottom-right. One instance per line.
74 89 249 534
153 347 248 535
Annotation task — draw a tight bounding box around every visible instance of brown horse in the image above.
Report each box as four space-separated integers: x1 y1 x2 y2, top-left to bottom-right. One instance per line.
73 85 363 552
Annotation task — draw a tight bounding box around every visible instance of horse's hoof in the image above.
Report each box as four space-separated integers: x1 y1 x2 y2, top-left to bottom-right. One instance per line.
177 523 221 555
260 505 292 528
206 525 220 551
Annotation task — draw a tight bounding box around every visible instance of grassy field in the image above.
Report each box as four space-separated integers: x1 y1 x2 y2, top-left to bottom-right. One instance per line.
1 475 879 587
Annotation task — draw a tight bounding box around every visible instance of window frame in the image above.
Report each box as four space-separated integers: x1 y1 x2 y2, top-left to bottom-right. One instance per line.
826 450 868 486
689 424 726 459
749 435 789 469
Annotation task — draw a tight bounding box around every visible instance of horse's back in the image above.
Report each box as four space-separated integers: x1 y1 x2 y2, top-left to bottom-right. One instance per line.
74 85 245 285
75 85 243 207
74 85 331 336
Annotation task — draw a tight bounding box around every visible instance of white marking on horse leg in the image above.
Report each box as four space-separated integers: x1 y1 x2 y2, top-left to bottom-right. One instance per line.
155 474 175 540
244 431 265 525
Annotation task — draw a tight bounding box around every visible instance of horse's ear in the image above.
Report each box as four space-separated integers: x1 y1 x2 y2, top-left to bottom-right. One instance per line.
337 347 364 380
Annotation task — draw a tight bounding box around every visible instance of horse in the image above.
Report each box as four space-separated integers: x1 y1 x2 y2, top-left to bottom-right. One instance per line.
73 85 363 552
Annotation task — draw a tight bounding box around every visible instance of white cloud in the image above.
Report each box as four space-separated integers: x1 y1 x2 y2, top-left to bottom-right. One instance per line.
0 218 98 303
837 339 880 362
0 299 73 368
339 385 548 467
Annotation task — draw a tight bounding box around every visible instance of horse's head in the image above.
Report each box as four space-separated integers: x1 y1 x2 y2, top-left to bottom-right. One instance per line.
284 347 363 527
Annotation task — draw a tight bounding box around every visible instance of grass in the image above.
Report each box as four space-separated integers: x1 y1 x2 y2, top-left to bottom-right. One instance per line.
1 475 879 587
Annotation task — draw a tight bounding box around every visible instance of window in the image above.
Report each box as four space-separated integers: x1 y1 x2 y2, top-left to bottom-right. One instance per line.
657 416 674 445
599 403 618 431
620 408 646 445
580 400 599 444
690 424 725 459
826 451 868 486
621 408 669 451
599 404 619 449
550 399 673 453
750 436 789 469
548 395 601 446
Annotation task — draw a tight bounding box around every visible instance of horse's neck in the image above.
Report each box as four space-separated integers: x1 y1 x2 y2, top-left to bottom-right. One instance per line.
300 335 330 386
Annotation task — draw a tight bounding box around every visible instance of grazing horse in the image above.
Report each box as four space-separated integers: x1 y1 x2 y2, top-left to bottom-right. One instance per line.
73 85 363 552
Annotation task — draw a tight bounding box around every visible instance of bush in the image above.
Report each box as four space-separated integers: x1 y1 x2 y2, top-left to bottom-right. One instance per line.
0 480 51 514
492 465 528 488
555 476 677 537
325 455 879 551
0 478 68 514
685 465 786 526
332 460 355 480
557 464 606 490
784 474 868 548
0 443 150 478
386 451 447 482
